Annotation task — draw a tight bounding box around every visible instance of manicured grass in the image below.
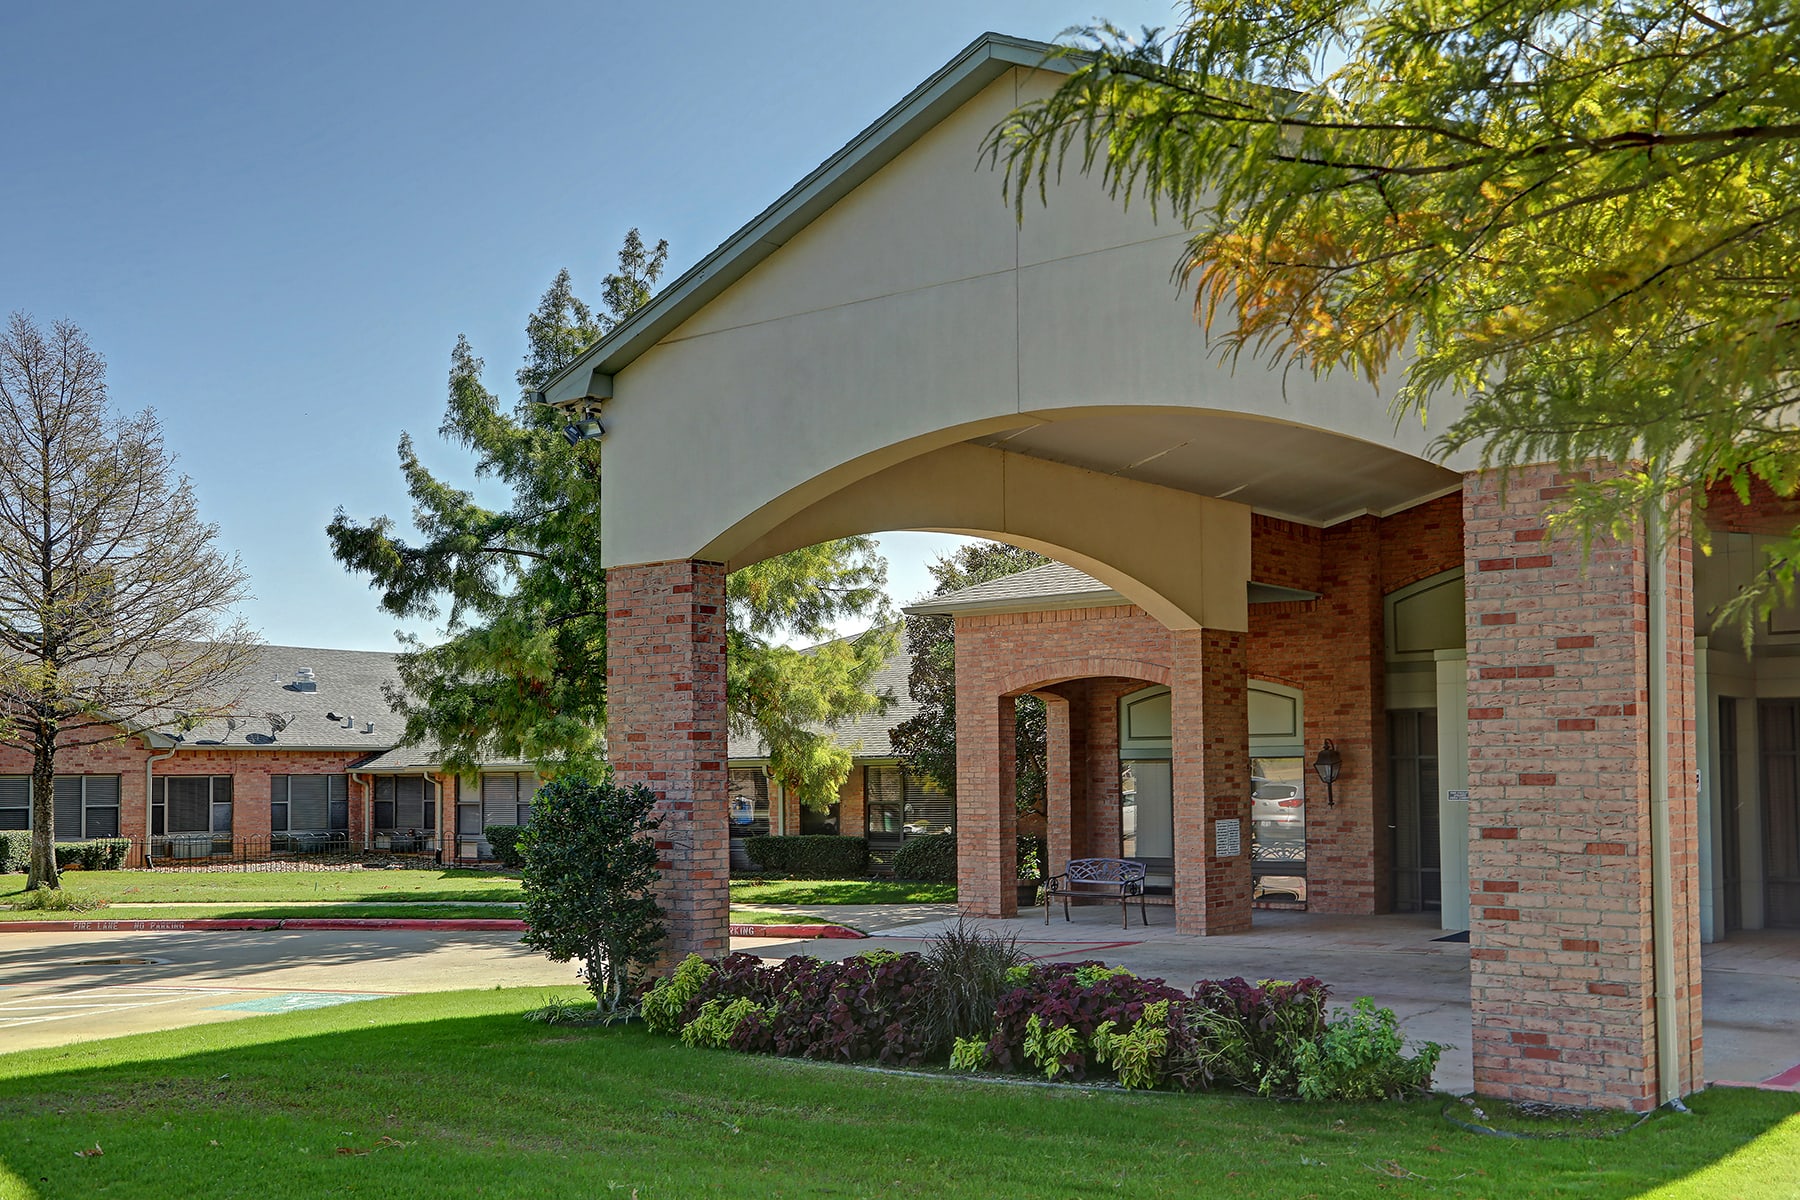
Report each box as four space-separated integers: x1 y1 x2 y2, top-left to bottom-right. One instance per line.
0 903 519 923
728 909 854 927
0 988 1793 1198
0 869 521 905
728 878 954 905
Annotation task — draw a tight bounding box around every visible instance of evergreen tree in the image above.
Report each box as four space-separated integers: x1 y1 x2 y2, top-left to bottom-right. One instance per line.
329 233 894 805
889 542 1049 815
992 3 1800 629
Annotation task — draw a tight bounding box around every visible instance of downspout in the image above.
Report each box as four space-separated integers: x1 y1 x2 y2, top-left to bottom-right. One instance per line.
1646 510 1684 1110
421 771 441 861
353 773 373 850
145 740 180 867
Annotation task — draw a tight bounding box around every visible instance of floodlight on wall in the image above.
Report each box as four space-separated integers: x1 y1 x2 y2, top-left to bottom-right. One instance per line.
561 404 605 445
1312 739 1343 808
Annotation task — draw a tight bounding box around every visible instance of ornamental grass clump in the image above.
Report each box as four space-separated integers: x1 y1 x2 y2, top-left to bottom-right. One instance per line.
922 919 1026 1051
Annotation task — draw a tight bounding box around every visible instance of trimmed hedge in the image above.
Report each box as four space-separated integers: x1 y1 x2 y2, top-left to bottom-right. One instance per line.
485 824 527 869
894 834 1043 884
0 831 28 873
0 834 130 872
743 835 868 880
892 833 956 883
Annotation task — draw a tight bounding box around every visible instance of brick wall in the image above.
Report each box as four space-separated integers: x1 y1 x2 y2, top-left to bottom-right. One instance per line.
605 559 731 965
1463 467 1701 1110
0 735 378 857
948 496 1462 921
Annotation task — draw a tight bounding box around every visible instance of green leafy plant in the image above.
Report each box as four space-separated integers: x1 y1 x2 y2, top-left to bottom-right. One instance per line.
1293 997 1442 1101
641 954 717 1035
1091 999 1175 1090
680 996 770 1049
741 835 868 879
891 832 955 883
523 995 589 1025
483 824 527 869
7 887 105 912
1072 964 1134 987
949 1036 991 1072
1022 1014 1085 1081
518 769 664 1017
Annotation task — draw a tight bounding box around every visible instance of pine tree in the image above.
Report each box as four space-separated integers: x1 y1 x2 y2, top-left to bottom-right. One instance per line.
328 233 893 805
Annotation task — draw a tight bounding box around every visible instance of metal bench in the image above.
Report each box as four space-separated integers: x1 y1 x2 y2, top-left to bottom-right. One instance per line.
1043 857 1149 928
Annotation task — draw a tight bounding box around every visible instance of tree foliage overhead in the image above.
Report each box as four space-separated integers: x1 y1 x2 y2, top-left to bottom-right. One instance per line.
0 314 258 889
328 233 894 803
889 541 1049 814
991 2 1800 627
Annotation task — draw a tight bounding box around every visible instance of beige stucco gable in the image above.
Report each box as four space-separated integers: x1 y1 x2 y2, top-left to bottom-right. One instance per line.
593 58 1461 587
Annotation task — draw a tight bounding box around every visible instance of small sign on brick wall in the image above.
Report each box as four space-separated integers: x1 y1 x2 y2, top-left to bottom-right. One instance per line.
1446 789 1470 804
1215 818 1241 858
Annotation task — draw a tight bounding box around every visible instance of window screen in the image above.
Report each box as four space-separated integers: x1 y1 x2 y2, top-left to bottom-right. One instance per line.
275 775 348 832
482 773 536 827
374 777 429 831
0 777 28 831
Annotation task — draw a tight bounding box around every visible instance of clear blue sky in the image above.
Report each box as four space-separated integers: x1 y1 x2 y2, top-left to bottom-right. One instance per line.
2 1 1176 650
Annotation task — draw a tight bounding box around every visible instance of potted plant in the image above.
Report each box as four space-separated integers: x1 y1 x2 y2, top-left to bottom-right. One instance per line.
1016 836 1044 908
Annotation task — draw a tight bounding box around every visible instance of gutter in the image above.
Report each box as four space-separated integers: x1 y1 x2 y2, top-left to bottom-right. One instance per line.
1646 509 1684 1109
144 740 180 867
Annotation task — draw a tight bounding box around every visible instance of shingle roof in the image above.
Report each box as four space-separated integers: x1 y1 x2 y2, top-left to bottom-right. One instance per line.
902 562 1118 616
726 630 919 762
167 645 405 753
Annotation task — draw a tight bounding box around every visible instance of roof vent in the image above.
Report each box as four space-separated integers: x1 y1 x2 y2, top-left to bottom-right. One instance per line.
364 720 375 734
292 667 317 693
342 714 354 730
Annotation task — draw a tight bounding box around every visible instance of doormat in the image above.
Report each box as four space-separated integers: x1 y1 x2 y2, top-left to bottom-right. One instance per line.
1433 930 1470 943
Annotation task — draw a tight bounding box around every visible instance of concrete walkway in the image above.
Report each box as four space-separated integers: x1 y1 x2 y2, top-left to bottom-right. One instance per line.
739 904 1800 1097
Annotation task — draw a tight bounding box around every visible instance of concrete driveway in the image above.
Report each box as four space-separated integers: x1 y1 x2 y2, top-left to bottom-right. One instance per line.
0 927 579 1054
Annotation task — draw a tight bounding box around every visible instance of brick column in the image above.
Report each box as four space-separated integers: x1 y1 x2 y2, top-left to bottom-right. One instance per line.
605 559 730 966
957 691 1018 918
1044 693 1073 879
1464 468 1701 1110
1083 680 1130 858
1171 630 1252 934
1305 515 1389 914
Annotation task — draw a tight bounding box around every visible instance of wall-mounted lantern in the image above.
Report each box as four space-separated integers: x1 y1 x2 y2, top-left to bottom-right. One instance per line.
1312 739 1343 808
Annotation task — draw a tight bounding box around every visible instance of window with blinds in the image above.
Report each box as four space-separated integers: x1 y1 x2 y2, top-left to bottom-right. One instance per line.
373 776 435 832
481 773 538 828
865 766 954 865
272 775 348 832
0 776 121 840
0 777 27 831
153 776 232 835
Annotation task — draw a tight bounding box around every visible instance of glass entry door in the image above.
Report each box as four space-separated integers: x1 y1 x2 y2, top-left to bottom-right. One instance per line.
1120 760 1173 891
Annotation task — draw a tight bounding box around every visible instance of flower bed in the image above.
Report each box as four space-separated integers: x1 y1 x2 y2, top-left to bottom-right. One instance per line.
638 925 1441 1100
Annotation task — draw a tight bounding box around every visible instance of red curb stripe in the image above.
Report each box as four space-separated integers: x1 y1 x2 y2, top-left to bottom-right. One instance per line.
283 918 526 931
1760 1061 1800 1089
0 918 525 933
0 919 285 933
730 924 866 940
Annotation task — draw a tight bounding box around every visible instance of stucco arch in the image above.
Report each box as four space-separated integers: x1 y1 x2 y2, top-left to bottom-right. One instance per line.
716 439 1252 631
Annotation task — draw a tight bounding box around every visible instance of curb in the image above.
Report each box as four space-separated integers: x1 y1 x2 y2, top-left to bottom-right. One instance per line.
0 917 528 933
729 923 866 940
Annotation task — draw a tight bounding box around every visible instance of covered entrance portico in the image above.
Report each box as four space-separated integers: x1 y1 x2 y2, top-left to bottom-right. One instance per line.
544 33 1712 1110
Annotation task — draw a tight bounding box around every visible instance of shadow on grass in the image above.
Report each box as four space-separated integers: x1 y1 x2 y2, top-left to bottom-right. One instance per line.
1 988 1796 1200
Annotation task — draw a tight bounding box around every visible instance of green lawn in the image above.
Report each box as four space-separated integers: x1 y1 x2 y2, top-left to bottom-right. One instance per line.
0 869 521 905
0 903 520 923
729 909 855 927
728 878 954 905
0 989 1793 1199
